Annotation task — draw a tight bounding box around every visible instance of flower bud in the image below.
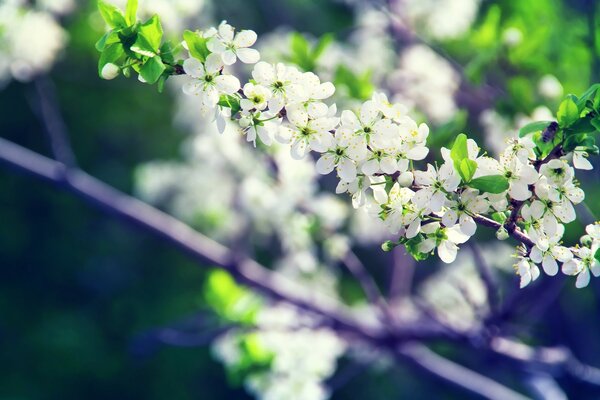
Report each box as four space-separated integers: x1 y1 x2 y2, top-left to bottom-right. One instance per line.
496 227 509 241
580 234 593 247
381 240 397 252
397 171 414 187
101 63 120 80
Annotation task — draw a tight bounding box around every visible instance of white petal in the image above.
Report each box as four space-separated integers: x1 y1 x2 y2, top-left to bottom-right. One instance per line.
361 159 380 176
233 30 257 47
316 154 336 175
509 182 531 201
459 214 477 236
338 158 357 182
542 254 558 276
221 50 237 65
236 48 260 64
214 75 241 94
291 139 308 159
576 268 591 288
438 241 458 263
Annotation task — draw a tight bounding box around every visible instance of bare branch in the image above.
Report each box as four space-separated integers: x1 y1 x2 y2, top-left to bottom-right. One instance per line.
0 136 383 343
398 343 531 400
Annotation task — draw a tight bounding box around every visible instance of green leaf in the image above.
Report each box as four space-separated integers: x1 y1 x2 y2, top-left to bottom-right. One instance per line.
519 120 552 137
97 0 126 29
334 65 373 101
492 211 507 224
591 117 600 132
468 175 509 194
459 159 477 183
557 96 580 128
139 56 165 84
564 134 595 153
95 30 120 52
450 133 469 179
203 270 261 324
132 15 163 54
312 33 333 60
595 247 600 264
218 95 241 115
98 42 125 76
183 30 210 62
576 84 600 109
125 0 138 25
289 32 312 70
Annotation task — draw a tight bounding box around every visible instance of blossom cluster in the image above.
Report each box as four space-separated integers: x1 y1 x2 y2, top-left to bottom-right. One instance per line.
178 21 599 289
0 0 71 85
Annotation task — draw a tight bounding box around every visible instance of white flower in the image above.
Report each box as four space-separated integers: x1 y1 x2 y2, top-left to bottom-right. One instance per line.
252 62 304 113
413 163 460 212
562 246 600 288
529 225 572 276
476 155 538 201
286 72 335 121
573 147 593 170
278 111 338 159
419 222 469 263
441 188 488 236
517 256 540 288
239 110 279 146
315 132 363 182
182 55 241 108
240 82 271 111
372 92 409 122
382 183 415 233
207 21 260 65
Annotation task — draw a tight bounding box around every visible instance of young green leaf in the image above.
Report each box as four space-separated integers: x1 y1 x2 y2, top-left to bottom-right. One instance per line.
312 33 333 60
183 30 210 62
518 120 552 137
450 133 469 179
125 0 138 25
130 15 163 57
97 0 126 29
468 175 509 194
459 159 478 183
139 56 165 84
557 96 580 128
218 95 241 115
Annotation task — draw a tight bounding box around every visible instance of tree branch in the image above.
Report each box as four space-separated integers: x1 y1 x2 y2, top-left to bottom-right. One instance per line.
0 136 383 343
397 343 531 400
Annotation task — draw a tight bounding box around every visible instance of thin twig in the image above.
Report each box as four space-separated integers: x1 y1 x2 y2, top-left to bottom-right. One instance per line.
33 77 77 168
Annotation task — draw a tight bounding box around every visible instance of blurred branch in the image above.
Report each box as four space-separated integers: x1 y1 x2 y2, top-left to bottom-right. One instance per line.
0 136 382 343
342 250 391 316
490 337 600 386
388 247 415 300
397 343 531 400
32 77 77 168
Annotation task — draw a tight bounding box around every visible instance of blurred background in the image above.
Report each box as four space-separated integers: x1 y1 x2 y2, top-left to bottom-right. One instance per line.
1 0 600 398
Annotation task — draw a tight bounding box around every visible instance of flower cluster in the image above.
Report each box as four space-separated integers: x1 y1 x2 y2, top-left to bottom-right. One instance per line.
176 21 600 290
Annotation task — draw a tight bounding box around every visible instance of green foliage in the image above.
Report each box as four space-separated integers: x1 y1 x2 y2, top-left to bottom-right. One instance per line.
468 175 510 194
286 32 333 71
450 133 477 182
183 30 210 62
519 120 552 137
96 0 173 90
557 96 580 128
203 270 262 325
334 65 374 101
218 95 242 115
97 0 126 29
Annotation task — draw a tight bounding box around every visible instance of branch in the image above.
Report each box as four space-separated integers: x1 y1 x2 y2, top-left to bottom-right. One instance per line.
472 213 535 247
0 136 383 343
32 77 77 168
397 343 531 400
